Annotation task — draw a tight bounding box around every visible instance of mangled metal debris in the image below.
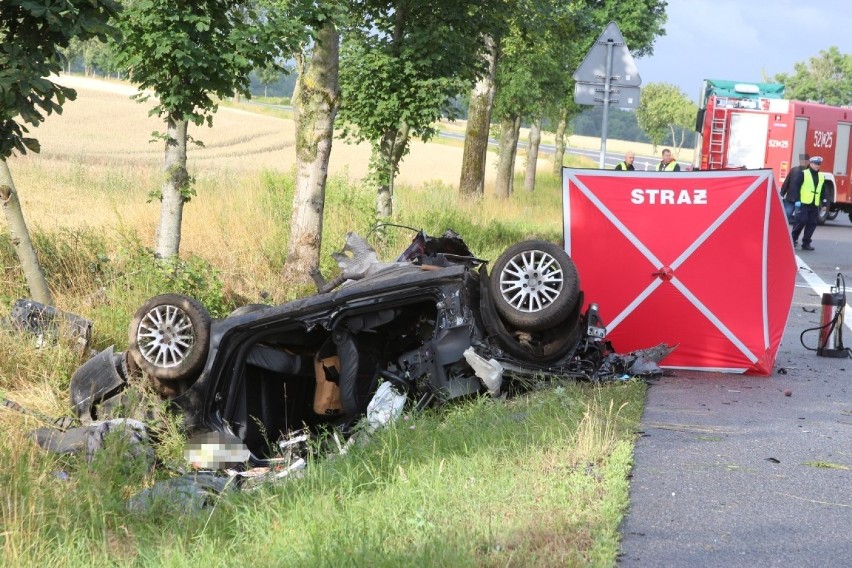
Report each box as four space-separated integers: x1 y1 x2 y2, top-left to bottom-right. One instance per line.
30 418 153 465
596 343 678 379
5 298 92 353
127 472 235 514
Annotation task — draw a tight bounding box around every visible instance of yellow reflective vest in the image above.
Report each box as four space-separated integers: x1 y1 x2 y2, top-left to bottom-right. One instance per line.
800 169 825 205
657 161 677 171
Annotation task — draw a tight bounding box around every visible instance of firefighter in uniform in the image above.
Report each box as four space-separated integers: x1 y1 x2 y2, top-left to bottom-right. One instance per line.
614 151 635 171
790 155 827 250
656 148 680 171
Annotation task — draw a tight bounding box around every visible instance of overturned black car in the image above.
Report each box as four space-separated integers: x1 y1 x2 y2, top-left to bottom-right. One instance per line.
71 230 626 464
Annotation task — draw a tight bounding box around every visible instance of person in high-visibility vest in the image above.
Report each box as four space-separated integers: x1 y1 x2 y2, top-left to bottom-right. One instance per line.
790 155 828 251
614 151 635 171
656 148 680 171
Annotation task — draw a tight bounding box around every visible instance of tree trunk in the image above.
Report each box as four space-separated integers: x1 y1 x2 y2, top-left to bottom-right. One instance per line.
494 114 519 199
508 116 521 194
375 122 410 219
285 23 340 286
524 118 541 192
459 36 498 197
552 108 568 175
0 160 53 304
155 115 189 258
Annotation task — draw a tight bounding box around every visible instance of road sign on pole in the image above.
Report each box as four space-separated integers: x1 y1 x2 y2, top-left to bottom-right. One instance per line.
573 22 642 168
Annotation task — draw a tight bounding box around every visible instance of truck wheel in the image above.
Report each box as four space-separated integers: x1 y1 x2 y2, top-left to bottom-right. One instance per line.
128 294 211 381
817 207 829 225
489 240 579 332
826 209 839 221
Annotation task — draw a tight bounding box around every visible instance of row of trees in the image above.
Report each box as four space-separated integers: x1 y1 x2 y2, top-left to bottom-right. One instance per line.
2 0 670 304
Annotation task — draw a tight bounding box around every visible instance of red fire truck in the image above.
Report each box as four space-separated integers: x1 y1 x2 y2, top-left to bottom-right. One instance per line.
695 78 852 224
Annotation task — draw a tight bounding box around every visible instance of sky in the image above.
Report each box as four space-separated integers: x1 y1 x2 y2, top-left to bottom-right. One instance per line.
633 0 852 102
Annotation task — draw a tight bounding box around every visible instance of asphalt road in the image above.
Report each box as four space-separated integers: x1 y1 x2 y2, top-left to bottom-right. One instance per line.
618 222 852 567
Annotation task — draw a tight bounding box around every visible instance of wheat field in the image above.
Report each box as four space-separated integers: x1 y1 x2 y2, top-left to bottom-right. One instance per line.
20 75 515 201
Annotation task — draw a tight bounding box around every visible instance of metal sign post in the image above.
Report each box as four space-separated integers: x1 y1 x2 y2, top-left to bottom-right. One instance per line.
599 38 614 168
573 22 641 169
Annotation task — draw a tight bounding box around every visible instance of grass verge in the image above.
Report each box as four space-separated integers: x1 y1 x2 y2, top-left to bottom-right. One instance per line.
1 381 644 567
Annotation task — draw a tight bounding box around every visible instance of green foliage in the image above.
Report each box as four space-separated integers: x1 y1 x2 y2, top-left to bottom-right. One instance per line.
113 0 310 127
587 0 668 59
338 40 467 143
338 1 498 200
636 82 697 151
493 1 584 122
0 0 120 158
774 46 852 105
256 62 283 97
154 256 228 316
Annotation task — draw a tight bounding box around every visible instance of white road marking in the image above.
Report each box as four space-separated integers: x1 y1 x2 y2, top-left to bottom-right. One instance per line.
795 256 852 332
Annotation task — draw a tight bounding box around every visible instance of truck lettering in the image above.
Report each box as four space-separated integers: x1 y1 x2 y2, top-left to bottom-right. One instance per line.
631 189 708 205
813 130 833 148
768 139 789 148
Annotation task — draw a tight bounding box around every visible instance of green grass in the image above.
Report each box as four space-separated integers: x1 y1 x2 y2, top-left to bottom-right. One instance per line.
1 381 644 567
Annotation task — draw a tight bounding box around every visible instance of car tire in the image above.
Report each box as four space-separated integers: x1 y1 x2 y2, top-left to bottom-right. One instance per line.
128 294 211 382
489 240 579 332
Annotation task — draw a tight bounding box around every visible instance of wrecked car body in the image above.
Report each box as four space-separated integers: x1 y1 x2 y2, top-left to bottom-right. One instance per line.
68 230 655 465
6 298 92 352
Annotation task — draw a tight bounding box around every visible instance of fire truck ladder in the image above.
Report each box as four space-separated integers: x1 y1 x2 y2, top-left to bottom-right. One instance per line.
708 100 729 169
